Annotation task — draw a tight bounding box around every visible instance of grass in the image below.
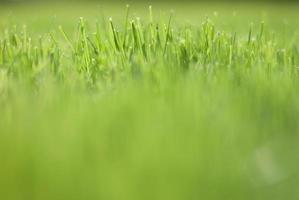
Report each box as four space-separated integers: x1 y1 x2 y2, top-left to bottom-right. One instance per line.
0 3 299 200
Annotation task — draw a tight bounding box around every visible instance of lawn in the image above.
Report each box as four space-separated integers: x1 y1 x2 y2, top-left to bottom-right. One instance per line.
0 2 299 200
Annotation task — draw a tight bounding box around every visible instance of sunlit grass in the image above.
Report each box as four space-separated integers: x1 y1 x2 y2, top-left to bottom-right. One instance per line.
0 3 299 200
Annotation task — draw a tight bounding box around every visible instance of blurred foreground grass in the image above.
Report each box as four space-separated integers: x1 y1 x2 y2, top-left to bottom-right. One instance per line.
0 2 299 200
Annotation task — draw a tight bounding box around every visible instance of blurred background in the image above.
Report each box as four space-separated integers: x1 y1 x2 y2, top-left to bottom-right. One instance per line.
0 0 298 4
1 0 298 30
0 0 299 2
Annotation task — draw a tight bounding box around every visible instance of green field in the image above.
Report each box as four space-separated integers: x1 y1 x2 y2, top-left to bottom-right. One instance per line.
0 2 299 200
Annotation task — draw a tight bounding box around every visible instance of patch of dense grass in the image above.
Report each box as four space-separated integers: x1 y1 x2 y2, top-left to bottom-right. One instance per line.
0 4 299 200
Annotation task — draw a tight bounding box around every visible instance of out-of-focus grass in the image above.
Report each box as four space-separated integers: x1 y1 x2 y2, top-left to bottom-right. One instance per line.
0 2 299 200
1 2 299 31
1 72 299 200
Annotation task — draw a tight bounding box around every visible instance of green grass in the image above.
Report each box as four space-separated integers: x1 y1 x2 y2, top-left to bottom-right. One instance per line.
0 3 299 200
